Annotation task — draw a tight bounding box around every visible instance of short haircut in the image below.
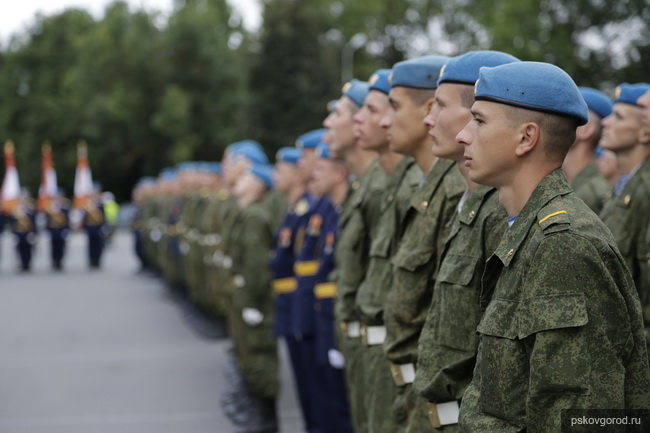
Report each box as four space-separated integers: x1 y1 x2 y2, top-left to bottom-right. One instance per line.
457 84 475 109
404 87 437 106
588 110 603 148
503 105 579 162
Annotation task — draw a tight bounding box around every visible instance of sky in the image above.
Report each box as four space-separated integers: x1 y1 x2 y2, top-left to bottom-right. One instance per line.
0 0 261 43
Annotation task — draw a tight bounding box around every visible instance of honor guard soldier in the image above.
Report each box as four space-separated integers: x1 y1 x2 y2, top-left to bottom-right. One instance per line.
599 83 650 349
353 68 422 432
11 189 37 272
296 141 354 433
269 141 319 432
45 188 71 270
82 183 106 269
562 87 613 214
324 78 385 433
132 177 156 272
380 54 465 432
456 62 650 432
222 163 278 433
413 51 518 431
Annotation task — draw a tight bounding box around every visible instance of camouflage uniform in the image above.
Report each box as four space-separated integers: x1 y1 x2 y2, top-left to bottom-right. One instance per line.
334 159 386 433
384 158 465 432
600 158 650 345
179 190 209 304
459 169 650 432
570 161 610 215
414 185 506 432
355 157 421 433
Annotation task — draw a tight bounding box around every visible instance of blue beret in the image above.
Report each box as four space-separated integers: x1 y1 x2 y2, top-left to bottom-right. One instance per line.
230 140 269 165
327 100 338 113
342 79 369 107
177 161 196 172
159 167 176 180
137 176 156 186
296 129 326 149
204 162 222 174
475 61 589 126
438 50 520 86
390 55 450 89
276 147 301 165
249 164 274 188
578 87 613 119
614 83 650 107
368 69 392 95
315 142 332 159
594 146 604 158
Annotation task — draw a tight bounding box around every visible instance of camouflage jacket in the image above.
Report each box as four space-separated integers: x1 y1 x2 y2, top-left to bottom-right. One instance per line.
459 169 650 432
415 185 506 404
570 161 610 215
384 158 465 364
356 157 421 326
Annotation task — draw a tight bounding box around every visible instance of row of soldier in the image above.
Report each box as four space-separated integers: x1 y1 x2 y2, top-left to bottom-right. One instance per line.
0 186 116 271
132 52 650 433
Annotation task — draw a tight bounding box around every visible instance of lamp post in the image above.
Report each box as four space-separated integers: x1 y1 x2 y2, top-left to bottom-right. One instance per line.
341 33 367 84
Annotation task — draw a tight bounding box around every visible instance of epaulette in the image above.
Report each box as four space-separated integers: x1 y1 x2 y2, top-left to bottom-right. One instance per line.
537 199 570 234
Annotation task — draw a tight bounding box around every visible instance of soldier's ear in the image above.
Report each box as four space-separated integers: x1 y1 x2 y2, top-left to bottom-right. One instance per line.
576 121 596 142
514 122 541 157
638 127 650 145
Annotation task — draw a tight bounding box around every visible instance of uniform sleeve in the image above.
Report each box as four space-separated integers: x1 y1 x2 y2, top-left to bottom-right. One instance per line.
238 210 274 310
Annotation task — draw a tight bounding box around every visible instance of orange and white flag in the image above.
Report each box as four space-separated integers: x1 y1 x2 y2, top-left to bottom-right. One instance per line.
38 142 58 212
73 140 94 209
1 140 21 216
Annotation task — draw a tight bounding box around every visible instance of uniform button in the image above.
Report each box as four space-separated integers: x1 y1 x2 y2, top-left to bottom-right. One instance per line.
624 195 631 205
421 201 428 209
388 194 394 202
469 210 476 219
314 304 321 311
506 249 514 258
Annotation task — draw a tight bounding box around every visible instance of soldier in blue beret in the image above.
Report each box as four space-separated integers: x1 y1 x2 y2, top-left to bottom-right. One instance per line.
456 63 650 432
352 67 423 433
561 87 613 213
639 89 650 129
222 162 279 433
599 82 650 353
293 141 354 433
379 54 466 432
415 50 518 432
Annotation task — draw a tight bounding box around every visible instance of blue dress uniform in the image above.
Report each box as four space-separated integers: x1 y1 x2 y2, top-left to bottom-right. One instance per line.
269 191 316 432
82 200 106 268
310 202 354 433
11 202 37 272
45 197 70 270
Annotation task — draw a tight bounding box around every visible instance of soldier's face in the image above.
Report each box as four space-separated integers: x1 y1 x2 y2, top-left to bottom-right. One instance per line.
596 148 618 182
425 83 472 163
638 90 650 130
457 100 519 188
600 103 644 152
311 158 339 197
387 87 431 156
354 90 391 152
323 96 358 159
273 162 296 194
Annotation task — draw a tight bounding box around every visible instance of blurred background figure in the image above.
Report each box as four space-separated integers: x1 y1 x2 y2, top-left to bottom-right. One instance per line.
102 191 120 244
11 188 37 272
595 147 620 190
44 188 71 271
82 184 106 269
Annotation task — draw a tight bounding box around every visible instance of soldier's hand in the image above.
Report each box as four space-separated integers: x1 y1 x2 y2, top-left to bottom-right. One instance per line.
242 308 264 326
328 349 345 369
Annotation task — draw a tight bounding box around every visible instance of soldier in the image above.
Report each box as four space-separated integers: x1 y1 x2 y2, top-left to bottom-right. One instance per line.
353 68 422 432
413 51 519 431
562 87 613 214
269 141 319 432
132 177 156 272
324 79 385 433
595 147 620 188
639 89 650 126
44 188 71 271
379 55 464 432
11 188 37 272
599 83 650 347
456 62 650 432
223 163 278 433
82 184 106 269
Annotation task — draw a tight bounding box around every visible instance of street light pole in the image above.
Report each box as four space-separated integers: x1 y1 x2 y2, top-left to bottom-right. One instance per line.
341 33 367 84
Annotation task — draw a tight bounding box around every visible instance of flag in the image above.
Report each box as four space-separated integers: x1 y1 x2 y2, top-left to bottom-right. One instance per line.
38 142 58 212
2 140 21 216
73 140 93 209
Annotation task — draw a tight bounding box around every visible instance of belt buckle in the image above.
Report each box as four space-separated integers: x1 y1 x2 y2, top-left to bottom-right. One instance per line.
428 401 460 428
428 402 442 428
360 326 368 346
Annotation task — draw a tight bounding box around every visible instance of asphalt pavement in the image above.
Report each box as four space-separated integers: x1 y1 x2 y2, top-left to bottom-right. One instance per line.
0 230 303 433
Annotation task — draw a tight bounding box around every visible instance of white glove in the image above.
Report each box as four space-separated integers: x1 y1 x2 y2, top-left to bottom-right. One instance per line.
328 349 345 369
242 308 264 326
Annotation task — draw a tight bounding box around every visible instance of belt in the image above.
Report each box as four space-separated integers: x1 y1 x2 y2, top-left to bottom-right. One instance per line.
340 321 361 338
273 277 297 294
390 363 416 386
294 260 318 277
428 401 460 428
361 325 386 346
315 282 336 299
